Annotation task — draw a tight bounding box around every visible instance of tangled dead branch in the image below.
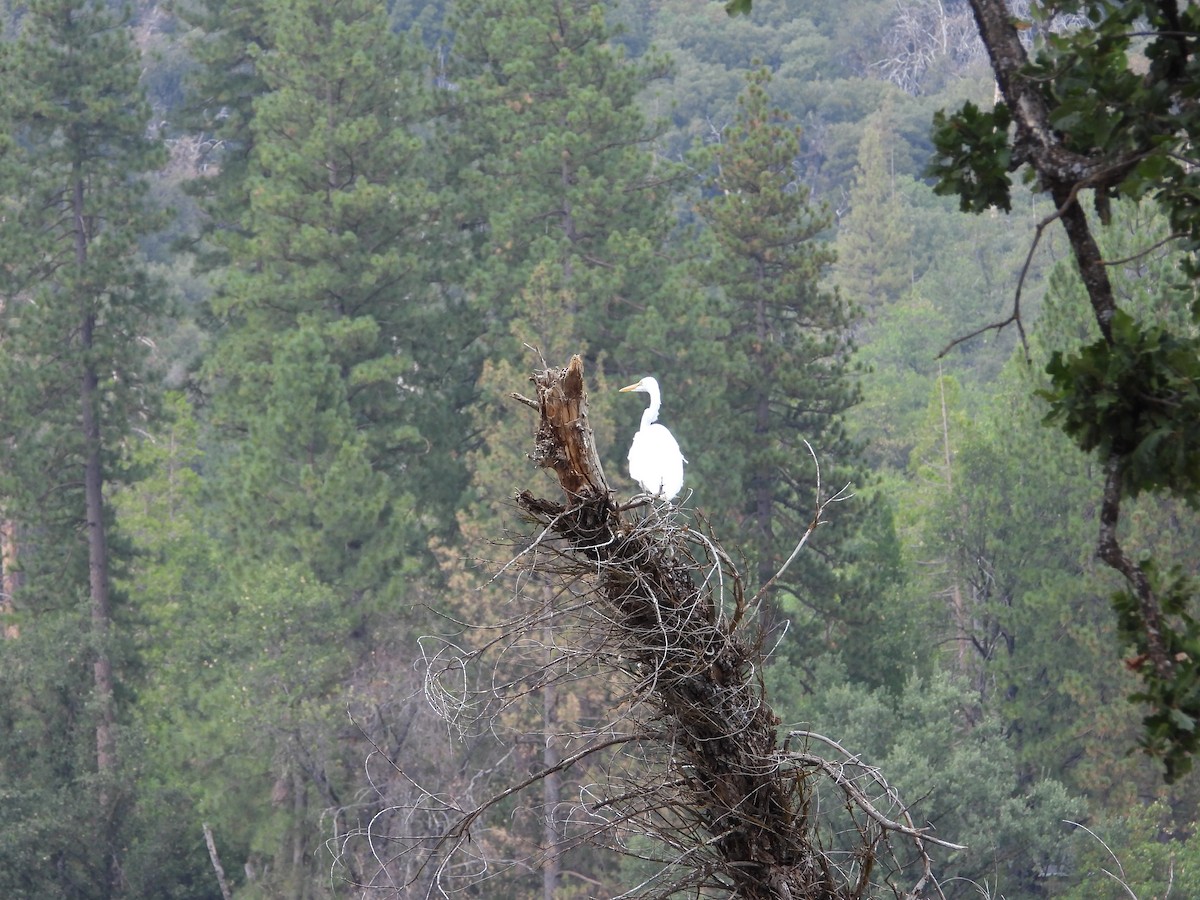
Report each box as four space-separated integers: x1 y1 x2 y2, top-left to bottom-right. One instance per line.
344 356 956 898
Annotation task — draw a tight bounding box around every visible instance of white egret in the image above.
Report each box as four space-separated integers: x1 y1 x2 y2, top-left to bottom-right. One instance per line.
619 376 686 501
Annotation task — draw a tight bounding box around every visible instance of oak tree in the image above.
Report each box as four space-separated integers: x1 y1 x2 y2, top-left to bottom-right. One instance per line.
928 0 1200 779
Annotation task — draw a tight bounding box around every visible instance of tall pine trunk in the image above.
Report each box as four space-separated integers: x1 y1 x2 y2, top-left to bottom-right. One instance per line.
73 167 116 783
74 158 118 894
82 310 116 779
753 280 774 594
0 0 165 889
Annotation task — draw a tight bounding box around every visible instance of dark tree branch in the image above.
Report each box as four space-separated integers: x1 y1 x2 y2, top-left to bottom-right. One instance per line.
967 0 1109 185
1050 183 1119 342
1097 454 1171 680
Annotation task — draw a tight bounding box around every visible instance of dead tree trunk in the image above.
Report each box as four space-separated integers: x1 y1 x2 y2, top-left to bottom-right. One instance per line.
517 357 833 897
502 356 951 899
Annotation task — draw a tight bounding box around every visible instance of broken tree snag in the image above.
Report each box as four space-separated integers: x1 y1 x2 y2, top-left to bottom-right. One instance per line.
525 354 611 504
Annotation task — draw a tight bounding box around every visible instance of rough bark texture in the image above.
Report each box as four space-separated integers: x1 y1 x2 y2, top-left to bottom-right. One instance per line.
968 0 1110 187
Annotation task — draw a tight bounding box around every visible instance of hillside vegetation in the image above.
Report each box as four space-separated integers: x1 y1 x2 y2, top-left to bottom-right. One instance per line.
0 0 1197 897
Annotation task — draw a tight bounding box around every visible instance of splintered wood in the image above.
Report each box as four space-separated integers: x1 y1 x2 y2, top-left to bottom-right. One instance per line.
521 354 610 502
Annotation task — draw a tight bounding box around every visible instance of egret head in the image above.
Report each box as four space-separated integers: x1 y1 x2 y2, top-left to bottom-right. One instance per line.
619 376 659 398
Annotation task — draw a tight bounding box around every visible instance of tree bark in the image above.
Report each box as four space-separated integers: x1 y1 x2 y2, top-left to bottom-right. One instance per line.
542 655 561 900
74 159 120 894
966 0 1110 187
541 583 562 900
753 272 775 593
203 823 235 900
82 310 117 778
74 168 117 787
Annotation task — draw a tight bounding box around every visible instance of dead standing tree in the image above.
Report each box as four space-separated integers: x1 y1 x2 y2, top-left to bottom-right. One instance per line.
373 356 959 898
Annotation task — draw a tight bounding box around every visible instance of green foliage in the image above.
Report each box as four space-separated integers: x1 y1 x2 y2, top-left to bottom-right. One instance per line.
1036 203 1200 786
771 660 1087 897
1053 802 1200 900
923 377 1108 773
191 0 458 883
673 66 903 689
926 0 1200 783
652 0 905 194
1111 562 1200 783
6 0 1200 894
835 106 918 316
929 2 1200 249
0 0 176 890
1025 3 1200 249
1042 310 1200 501
208 0 453 550
117 398 380 896
689 67 856 575
227 320 419 588
447 0 677 355
881 235 1200 804
0 611 112 898
0 0 166 460
173 0 271 270
928 101 1014 213
846 179 1048 472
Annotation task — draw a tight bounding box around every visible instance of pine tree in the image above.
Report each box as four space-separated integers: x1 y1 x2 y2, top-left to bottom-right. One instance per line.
914 202 1200 800
692 68 866 605
173 0 271 270
0 0 165 890
199 0 461 885
835 105 917 320
209 0 452 565
446 0 678 356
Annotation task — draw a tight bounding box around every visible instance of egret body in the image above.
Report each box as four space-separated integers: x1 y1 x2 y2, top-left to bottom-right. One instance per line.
619 376 685 501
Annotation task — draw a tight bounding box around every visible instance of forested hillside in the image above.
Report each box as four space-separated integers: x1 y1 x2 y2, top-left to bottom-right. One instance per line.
1 0 1198 897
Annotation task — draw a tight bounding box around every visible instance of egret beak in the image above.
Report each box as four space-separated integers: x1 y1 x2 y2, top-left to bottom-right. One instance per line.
619 381 642 393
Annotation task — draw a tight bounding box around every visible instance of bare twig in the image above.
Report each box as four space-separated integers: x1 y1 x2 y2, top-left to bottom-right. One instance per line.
788 731 966 852
938 199 1067 362
1063 820 1125 880
1100 231 1186 267
752 440 854 606
510 391 538 410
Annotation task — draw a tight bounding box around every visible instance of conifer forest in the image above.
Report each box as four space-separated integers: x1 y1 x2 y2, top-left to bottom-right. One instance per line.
4 0 1200 896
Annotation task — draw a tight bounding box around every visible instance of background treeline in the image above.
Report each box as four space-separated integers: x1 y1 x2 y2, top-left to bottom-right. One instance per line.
0 0 1197 897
